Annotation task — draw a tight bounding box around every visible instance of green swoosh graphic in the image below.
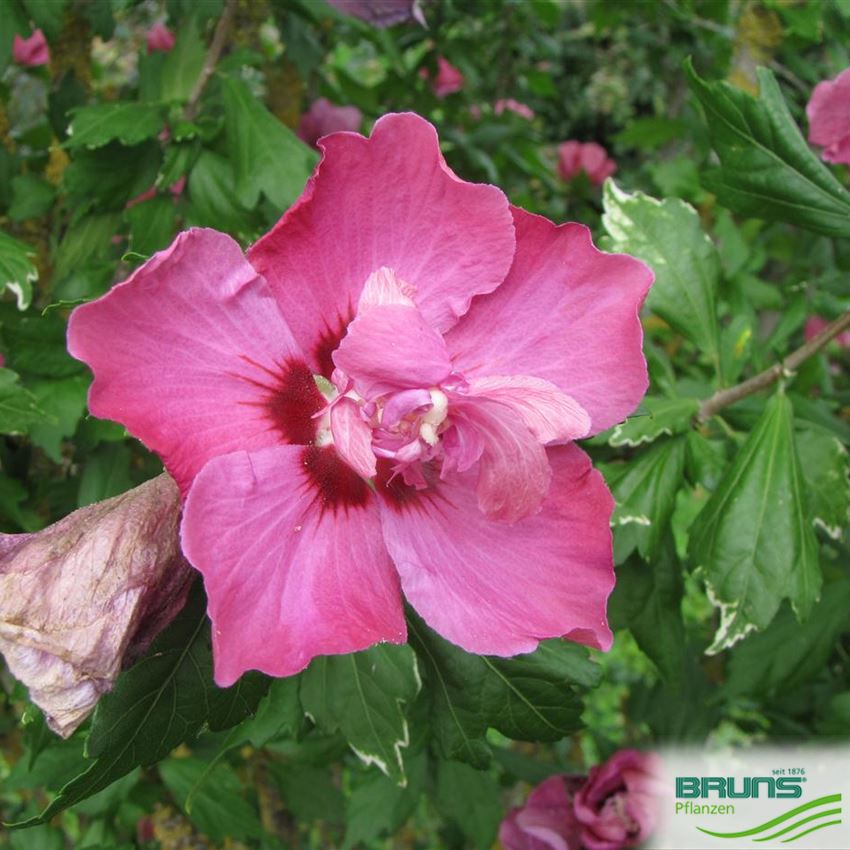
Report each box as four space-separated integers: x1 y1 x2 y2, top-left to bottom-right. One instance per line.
697 795 842 838
754 809 842 842
782 819 843 843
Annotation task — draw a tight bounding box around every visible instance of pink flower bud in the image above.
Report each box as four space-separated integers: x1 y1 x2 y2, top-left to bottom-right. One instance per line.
558 140 617 186
146 21 175 54
13 29 49 67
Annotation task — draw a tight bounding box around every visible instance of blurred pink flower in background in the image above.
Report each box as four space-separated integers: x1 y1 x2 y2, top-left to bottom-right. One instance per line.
297 98 363 148
558 141 617 185
422 56 465 98
12 29 49 67
500 775 584 850
146 21 175 53
807 67 850 166
574 750 663 850
327 0 425 27
805 314 850 348
69 113 651 686
500 751 663 850
495 98 535 120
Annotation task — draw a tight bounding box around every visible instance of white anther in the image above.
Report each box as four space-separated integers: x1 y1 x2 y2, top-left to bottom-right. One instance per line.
419 388 448 446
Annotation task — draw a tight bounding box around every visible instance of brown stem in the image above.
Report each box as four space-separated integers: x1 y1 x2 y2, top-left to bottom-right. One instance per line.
184 0 237 121
697 308 850 423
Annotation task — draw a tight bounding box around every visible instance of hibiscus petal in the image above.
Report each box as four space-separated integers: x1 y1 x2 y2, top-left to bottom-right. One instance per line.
248 113 515 376
68 228 322 496
377 444 615 656
330 397 376 478
450 396 552 523
466 375 591 444
807 69 850 162
334 304 453 399
0 474 192 737
181 445 406 685
445 208 652 435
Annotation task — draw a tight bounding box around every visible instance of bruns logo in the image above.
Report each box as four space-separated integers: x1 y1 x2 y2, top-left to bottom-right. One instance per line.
676 777 804 799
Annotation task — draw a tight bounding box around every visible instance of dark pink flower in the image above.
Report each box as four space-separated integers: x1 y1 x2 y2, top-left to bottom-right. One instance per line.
298 98 363 149
807 67 850 166
13 29 49 67
805 314 850 348
0 475 192 736
422 56 465 98
574 750 663 850
146 21 175 53
500 775 584 850
495 99 535 120
558 141 617 186
326 0 424 27
68 113 652 685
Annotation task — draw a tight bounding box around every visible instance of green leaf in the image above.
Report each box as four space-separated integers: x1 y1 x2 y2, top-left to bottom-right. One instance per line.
77 443 132 507
220 75 318 212
796 424 850 540
66 103 165 149
8 174 56 221
0 368 49 435
609 545 686 681
686 61 850 237
609 396 698 447
8 587 268 827
27 374 89 462
234 676 303 747
690 391 821 653
0 229 38 310
125 195 177 257
300 644 421 785
602 180 721 375
160 18 206 104
185 150 259 238
726 580 850 696
407 613 598 769
158 758 263 841
606 436 687 562
435 760 502 850
0 313 86 378
342 755 426 850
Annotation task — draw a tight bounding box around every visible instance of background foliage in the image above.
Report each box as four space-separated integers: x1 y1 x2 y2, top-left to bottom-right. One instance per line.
2 0 850 848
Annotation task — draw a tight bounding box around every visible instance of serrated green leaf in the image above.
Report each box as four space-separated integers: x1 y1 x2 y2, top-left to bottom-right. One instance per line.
220 75 317 212
435 760 502 850
185 150 259 238
0 229 38 310
66 103 165 149
160 18 206 104
0 368 49 435
686 61 850 237
8 174 56 221
609 544 686 681
27 373 89 462
796 424 850 539
125 195 177 257
0 312 85 378
342 754 426 850
407 613 598 769
609 396 698 447
158 757 263 841
300 644 420 785
607 436 687 562
690 391 821 653
7 587 268 827
726 580 850 696
602 180 721 375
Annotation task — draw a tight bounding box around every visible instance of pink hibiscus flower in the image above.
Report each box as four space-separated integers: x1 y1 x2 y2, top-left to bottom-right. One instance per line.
500 774 584 850
574 750 663 850
422 56 465 98
67 113 651 686
807 67 850 166
298 98 363 149
558 141 617 186
13 29 49 67
495 98 536 120
146 21 175 54
805 314 850 348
